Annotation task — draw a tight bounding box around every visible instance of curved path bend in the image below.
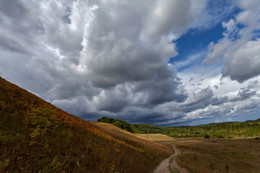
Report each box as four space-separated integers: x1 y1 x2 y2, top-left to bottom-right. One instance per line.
154 145 188 173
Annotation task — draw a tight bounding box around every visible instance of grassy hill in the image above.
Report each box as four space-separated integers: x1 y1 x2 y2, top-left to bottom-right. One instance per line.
0 77 172 172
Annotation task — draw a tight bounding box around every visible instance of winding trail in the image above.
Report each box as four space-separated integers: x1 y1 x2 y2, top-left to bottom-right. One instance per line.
154 145 188 173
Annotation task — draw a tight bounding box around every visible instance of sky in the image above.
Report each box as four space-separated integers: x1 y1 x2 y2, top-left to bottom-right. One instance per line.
0 0 260 126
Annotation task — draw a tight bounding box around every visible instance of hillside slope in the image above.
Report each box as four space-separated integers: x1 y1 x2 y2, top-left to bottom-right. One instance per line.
90 122 172 155
0 77 171 172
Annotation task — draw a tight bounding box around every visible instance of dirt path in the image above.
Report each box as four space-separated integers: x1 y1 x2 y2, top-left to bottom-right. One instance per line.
154 145 188 173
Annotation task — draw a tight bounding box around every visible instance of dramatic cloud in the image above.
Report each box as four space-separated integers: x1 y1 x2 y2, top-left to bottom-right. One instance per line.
205 0 260 82
143 0 193 40
0 0 190 115
222 39 260 82
0 0 259 126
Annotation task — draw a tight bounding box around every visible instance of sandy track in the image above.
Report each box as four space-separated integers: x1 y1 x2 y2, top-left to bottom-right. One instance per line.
154 145 188 173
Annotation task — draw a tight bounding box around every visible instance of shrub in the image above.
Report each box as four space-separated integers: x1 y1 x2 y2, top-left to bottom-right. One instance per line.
204 134 210 138
98 117 133 133
216 135 224 138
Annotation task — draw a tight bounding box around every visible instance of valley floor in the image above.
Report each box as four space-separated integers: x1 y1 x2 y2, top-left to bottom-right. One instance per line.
136 134 260 173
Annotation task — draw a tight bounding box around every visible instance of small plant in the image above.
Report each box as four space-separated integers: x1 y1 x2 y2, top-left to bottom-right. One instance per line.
50 155 63 171
0 159 9 172
209 163 216 170
29 108 54 145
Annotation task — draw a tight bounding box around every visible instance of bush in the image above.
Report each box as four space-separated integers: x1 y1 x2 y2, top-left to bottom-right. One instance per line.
204 134 210 138
216 135 224 138
98 117 133 133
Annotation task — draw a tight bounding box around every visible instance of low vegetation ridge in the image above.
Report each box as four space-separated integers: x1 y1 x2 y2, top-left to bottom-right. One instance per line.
0 77 172 172
98 117 260 138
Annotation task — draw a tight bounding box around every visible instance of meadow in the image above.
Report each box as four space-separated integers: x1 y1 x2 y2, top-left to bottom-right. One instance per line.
138 134 260 173
174 138 260 173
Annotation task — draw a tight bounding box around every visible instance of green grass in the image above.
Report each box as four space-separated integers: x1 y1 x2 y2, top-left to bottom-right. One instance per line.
166 121 260 138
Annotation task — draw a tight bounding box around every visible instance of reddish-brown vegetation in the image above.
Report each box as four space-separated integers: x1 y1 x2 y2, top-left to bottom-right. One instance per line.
0 77 171 172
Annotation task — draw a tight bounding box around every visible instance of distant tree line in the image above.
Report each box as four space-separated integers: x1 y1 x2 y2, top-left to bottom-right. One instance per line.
98 117 260 138
165 120 260 138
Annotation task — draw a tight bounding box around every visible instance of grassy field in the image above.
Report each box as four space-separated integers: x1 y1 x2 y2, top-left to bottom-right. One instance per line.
173 138 260 173
135 133 174 142
0 77 171 172
137 134 260 173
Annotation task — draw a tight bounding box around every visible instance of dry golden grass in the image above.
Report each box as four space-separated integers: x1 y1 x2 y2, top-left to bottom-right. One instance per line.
90 122 173 155
135 133 175 142
174 138 260 173
138 134 260 173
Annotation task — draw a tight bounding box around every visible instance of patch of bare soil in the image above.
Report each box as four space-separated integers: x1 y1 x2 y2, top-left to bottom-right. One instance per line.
154 145 188 173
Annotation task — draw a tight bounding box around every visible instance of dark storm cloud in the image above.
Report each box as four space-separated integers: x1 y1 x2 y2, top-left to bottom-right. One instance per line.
0 1 44 34
179 87 214 113
211 87 257 106
230 87 257 102
128 113 183 125
171 84 259 119
109 106 185 125
0 1 27 20
238 88 256 99
0 35 31 55
0 1 44 56
211 96 229 106
79 0 191 110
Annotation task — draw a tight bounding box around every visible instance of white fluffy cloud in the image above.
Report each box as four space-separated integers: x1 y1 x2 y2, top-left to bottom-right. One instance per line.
205 0 260 82
143 0 193 41
222 39 260 82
